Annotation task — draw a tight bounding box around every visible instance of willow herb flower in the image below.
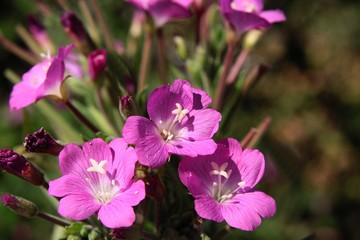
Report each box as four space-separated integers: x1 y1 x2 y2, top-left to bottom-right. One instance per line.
178 138 276 231
126 0 193 27
123 79 221 168
9 44 74 110
48 138 145 228
219 0 286 35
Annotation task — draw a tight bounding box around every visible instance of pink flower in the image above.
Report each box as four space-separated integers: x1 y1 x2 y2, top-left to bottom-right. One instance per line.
122 79 221 168
178 138 276 231
127 0 193 27
9 45 74 110
219 0 286 35
48 138 145 228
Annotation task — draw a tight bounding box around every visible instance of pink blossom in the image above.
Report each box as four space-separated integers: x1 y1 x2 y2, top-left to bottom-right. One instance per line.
219 0 286 35
48 138 145 228
178 138 276 231
9 45 74 110
126 0 193 27
122 79 221 168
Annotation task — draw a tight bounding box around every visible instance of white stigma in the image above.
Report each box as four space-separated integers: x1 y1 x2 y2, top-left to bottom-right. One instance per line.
172 103 189 123
210 162 231 179
87 158 108 174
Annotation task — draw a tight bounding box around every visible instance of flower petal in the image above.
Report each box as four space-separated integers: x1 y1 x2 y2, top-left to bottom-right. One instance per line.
59 143 87 176
40 57 65 99
217 138 243 160
82 138 113 165
192 87 212 109
9 81 38 110
180 109 221 140
98 180 145 228
108 138 137 185
123 116 169 168
122 116 157 144
237 148 265 188
221 191 276 231
194 195 223 222
58 193 100 221
259 10 286 24
168 139 217 157
147 79 193 122
135 135 169 168
224 11 270 35
149 1 191 27
48 175 89 197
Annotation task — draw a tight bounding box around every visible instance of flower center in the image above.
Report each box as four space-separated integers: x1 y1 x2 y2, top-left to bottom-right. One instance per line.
159 103 189 142
209 161 245 203
86 158 119 204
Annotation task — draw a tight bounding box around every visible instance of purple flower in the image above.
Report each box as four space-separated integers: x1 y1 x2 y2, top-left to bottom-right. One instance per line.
219 0 286 35
127 0 193 27
88 49 107 81
48 138 145 228
178 138 276 231
9 45 74 110
123 79 221 168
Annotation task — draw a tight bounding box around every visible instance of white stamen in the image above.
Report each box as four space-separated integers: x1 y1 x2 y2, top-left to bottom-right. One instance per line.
111 179 116 186
238 181 246 188
87 158 108 174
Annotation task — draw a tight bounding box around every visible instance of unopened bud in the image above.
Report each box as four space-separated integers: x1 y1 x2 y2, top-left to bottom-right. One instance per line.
174 36 187 60
60 12 95 55
119 95 137 119
1 194 38 218
0 149 47 187
88 49 107 81
24 128 64 155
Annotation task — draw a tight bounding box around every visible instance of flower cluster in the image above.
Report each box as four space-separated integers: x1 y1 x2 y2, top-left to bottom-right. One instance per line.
1 0 285 238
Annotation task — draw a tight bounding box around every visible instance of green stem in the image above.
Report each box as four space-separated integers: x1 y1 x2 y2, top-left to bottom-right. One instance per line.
0 35 39 65
156 28 167 84
138 31 152 92
95 88 121 136
65 100 99 133
88 0 115 51
226 49 249 85
37 211 71 227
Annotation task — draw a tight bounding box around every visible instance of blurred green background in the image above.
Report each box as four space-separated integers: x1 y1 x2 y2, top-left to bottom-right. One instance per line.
1 0 360 239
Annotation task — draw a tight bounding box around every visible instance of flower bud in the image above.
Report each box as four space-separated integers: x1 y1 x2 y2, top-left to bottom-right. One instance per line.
24 128 64 155
0 149 48 187
119 95 138 120
88 49 107 81
174 36 187 60
60 12 95 55
1 194 38 218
